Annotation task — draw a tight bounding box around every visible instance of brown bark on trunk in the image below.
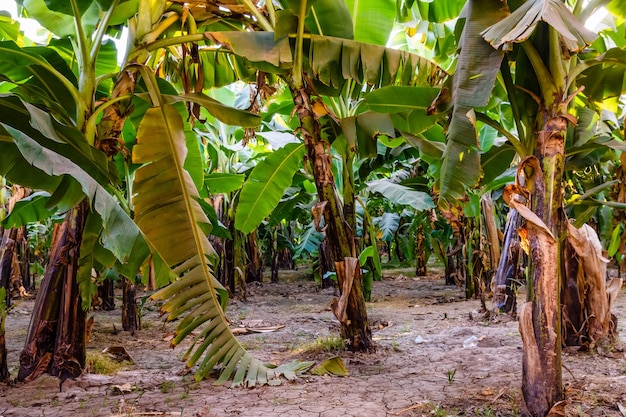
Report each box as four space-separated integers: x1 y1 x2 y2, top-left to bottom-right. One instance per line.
245 230 262 283
518 113 567 416
0 322 8 382
292 87 373 352
18 201 89 382
0 232 16 308
270 230 279 283
99 277 116 311
121 276 139 334
415 224 427 276
519 219 561 417
481 194 500 273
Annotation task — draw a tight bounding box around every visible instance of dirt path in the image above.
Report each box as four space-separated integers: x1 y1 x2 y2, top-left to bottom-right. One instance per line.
2 269 626 416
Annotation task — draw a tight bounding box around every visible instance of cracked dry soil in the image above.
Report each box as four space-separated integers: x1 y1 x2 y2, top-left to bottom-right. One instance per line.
2 268 626 417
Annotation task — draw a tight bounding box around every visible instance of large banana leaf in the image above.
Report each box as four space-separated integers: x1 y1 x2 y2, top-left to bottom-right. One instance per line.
373 212 400 242
204 31 443 91
481 0 597 52
0 191 53 228
20 0 99 38
0 41 79 122
397 0 465 24
294 221 324 258
366 178 434 210
235 142 306 234
345 0 395 45
0 96 117 185
438 0 509 207
575 48 626 112
135 103 311 384
0 122 172 287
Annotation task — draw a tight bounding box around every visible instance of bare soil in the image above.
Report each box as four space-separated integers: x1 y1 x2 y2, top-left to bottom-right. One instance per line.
2 268 626 417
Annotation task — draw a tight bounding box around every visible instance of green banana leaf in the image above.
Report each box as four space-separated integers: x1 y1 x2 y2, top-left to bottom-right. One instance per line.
135 103 311 384
438 0 509 207
294 221 324 259
0 14 20 42
77 212 104 311
20 0 99 38
374 212 401 242
204 31 442 91
366 178 434 210
0 122 171 287
0 40 79 122
205 173 246 194
345 0 395 45
364 86 441 114
0 191 53 228
397 0 465 24
235 143 306 234
576 48 626 112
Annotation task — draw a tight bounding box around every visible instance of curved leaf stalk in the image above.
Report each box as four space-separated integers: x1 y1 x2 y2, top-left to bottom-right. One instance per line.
239 0 274 31
521 42 557 105
292 0 308 89
70 0 94 129
475 112 527 157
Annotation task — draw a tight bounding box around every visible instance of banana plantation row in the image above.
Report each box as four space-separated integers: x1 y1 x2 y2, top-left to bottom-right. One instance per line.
0 1 625 416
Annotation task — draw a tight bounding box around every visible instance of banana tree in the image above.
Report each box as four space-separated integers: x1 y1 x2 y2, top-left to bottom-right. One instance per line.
0 0 269 383
435 0 626 414
140 0 444 351
0 0 176 380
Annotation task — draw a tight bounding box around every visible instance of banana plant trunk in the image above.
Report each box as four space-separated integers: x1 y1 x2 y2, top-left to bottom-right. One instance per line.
17 65 139 382
292 87 373 352
415 224 427 276
18 201 88 382
121 276 139 334
520 115 566 417
245 230 262 283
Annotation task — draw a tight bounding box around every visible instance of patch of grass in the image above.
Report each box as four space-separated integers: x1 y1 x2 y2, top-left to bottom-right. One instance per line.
293 334 345 354
428 403 459 417
475 406 495 417
160 380 175 394
86 352 131 375
446 368 457 384
391 340 401 352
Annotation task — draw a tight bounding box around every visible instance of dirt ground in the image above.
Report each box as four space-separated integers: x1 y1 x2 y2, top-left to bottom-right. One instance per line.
2 267 626 417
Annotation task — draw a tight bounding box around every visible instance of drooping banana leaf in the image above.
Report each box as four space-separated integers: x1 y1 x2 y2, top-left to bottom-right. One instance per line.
203 31 443 92
366 178 434 211
235 142 306 234
481 0 597 53
374 212 401 242
0 96 118 185
147 92 262 128
0 191 53 228
294 221 324 259
0 40 80 123
134 103 312 384
0 121 171 287
437 0 509 207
